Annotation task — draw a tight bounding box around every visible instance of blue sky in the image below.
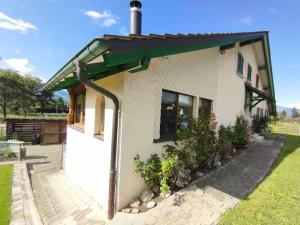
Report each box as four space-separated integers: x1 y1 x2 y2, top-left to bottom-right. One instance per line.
0 0 299 107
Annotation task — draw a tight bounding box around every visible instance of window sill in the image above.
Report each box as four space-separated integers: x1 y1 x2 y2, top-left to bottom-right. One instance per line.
68 125 84 133
237 72 244 78
153 136 176 143
94 134 104 141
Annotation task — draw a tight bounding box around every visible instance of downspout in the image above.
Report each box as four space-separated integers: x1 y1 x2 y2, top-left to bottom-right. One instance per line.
76 60 119 220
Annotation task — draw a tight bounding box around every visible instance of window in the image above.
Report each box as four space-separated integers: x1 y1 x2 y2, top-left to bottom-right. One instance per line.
68 83 86 128
265 109 268 117
245 89 252 112
256 107 260 118
160 90 193 139
95 95 105 137
74 92 86 126
256 74 259 88
199 98 212 118
247 64 252 81
237 52 244 74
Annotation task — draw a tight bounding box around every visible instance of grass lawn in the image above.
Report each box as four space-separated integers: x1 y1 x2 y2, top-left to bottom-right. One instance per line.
0 164 13 225
219 122 300 225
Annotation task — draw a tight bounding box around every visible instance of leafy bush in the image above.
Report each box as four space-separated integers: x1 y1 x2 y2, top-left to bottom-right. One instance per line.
232 115 250 150
252 116 269 134
176 114 218 171
11 132 19 140
160 153 179 193
134 154 161 189
3 149 15 158
217 125 234 155
0 129 5 141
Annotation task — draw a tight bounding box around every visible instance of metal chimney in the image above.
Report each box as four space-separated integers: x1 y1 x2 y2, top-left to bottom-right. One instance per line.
130 0 142 35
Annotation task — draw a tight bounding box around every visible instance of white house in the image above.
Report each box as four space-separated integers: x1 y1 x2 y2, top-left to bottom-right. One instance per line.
42 0 276 219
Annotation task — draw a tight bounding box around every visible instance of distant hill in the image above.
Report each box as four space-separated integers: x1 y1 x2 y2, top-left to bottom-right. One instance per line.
277 105 300 116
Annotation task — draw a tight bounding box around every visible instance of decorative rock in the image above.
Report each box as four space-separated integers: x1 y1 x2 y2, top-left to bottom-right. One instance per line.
121 208 131 213
232 148 238 154
173 166 191 188
139 190 154 202
131 208 139 214
196 171 204 177
129 198 141 208
146 201 156 209
215 161 222 168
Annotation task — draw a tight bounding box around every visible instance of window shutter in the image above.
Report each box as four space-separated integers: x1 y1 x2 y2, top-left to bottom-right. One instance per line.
247 64 252 81
237 53 244 74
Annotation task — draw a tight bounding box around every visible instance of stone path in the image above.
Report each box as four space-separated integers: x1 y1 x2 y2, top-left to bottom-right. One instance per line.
6 161 43 225
27 144 107 225
110 139 283 225
31 170 107 225
13 139 281 225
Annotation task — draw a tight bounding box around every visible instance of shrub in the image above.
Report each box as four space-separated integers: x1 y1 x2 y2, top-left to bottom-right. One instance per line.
134 154 161 189
217 125 234 155
160 154 179 193
252 116 269 134
232 114 250 150
0 129 5 141
3 149 15 158
176 114 218 171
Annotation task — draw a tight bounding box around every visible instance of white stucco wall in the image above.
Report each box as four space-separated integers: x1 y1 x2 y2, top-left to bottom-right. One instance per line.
117 44 269 208
63 43 270 213
64 73 124 213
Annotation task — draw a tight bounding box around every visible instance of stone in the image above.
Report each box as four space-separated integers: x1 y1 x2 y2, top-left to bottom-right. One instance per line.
129 198 141 208
121 208 131 213
215 161 222 168
196 171 204 177
131 208 139 214
139 190 154 202
146 201 156 209
173 166 191 188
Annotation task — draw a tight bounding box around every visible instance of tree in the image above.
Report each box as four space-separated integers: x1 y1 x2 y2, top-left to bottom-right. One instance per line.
292 107 300 118
282 110 287 117
0 70 25 117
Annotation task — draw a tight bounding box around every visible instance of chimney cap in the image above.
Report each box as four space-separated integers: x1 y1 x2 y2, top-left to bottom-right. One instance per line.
130 0 142 8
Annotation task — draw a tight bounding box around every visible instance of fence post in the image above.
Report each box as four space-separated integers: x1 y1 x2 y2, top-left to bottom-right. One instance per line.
20 146 26 161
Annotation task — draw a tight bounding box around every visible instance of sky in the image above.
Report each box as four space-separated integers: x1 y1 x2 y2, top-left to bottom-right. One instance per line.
0 0 299 108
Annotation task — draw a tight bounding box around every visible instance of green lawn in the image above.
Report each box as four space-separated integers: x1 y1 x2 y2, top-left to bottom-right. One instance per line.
0 164 13 225
219 122 300 225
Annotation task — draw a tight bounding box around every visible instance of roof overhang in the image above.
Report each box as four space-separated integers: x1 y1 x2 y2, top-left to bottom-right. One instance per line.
42 31 276 114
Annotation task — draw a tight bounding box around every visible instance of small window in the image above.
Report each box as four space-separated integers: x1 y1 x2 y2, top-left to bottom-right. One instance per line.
256 74 259 88
74 92 86 126
256 107 260 118
237 52 244 74
199 98 212 118
247 64 252 81
245 89 252 112
95 95 105 137
160 90 193 139
260 108 264 118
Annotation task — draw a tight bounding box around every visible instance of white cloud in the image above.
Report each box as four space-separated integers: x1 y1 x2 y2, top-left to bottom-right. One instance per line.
269 8 279 14
0 12 37 34
287 103 300 109
84 10 118 27
120 26 129 36
4 58 34 75
235 16 253 25
289 64 299 69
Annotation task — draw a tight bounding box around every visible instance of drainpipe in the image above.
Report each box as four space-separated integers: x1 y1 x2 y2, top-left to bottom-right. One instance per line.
76 60 119 220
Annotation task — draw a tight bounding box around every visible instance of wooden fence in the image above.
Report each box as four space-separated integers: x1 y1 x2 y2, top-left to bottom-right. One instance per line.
5 119 67 144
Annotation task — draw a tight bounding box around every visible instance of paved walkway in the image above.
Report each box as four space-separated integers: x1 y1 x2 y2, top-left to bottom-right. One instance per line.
4 161 43 225
27 139 282 225
111 139 282 225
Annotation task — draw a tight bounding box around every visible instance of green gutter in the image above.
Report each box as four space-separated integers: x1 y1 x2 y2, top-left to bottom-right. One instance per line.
42 39 110 91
